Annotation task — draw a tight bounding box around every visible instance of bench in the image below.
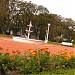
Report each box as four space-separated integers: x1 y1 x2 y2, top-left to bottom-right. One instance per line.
61 42 73 46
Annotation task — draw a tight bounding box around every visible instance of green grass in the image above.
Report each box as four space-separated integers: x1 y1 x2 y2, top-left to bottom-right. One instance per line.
0 34 13 38
73 44 75 47
48 41 75 47
19 69 75 75
33 69 75 75
48 41 61 45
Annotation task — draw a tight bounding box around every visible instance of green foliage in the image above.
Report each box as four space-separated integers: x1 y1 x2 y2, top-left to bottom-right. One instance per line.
0 50 50 74
48 41 60 45
0 34 13 38
1 49 75 75
30 69 75 75
53 36 63 43
0 0 75 41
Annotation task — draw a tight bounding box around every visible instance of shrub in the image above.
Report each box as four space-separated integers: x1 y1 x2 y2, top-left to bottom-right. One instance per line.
0 47 75 74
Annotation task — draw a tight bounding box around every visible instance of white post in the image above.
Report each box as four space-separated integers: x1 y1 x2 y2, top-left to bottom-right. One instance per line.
27 21 32 39
28 26 31 39
45 23 50 43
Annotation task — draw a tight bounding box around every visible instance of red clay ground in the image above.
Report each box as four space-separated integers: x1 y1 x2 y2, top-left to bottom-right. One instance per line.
0 37 75 55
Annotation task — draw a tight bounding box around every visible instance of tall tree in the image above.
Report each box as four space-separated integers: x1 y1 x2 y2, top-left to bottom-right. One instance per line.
0 0 9 34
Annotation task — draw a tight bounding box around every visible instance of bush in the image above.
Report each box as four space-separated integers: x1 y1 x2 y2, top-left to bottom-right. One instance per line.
0 47 75 74
53 36 63 43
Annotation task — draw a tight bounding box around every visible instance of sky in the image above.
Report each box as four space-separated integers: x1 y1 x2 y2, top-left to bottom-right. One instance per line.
22 0 75 21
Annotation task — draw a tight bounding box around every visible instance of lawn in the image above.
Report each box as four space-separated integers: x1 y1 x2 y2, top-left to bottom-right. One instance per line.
48 41 75 47
32 69 75 75
0 34 13 38
19 69 75 75
73 44 75 47
48 41 61 45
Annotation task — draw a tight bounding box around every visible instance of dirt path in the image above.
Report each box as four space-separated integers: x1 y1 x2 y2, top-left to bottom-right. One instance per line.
0 37 75 55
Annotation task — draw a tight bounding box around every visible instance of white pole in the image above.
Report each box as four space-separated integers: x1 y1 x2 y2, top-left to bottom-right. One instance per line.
28 25 31 39
45 23 50 43
27 21 32 39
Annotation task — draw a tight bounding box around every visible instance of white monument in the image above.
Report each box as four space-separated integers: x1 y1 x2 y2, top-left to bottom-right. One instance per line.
25 21 33 39
45 23 50 43
13 21 43 44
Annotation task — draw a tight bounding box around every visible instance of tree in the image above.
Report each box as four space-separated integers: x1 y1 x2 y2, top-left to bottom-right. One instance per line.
8 0 49 36
0 0 9 34
61 18 75 41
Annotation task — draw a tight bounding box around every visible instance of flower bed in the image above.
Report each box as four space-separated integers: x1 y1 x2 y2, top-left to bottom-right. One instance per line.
0 46 75 75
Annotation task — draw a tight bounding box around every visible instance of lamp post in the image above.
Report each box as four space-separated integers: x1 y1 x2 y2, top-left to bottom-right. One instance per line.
45 23 50 43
